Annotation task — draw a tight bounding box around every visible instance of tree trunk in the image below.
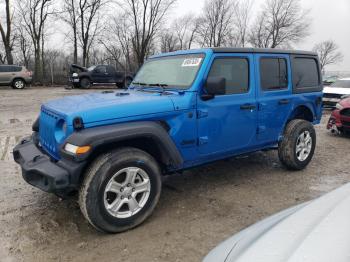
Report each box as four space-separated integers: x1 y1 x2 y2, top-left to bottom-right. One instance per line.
73 26 78 64
4 45 13 64
34 46 43 84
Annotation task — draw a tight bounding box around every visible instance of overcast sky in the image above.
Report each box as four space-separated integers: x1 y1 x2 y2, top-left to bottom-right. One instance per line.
172 0 350 72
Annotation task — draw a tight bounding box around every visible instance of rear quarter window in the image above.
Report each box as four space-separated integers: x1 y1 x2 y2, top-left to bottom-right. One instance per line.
292 56 322 93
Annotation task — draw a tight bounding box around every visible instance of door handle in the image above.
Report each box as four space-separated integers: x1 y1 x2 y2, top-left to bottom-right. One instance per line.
278 99 290 105
240 104 256 110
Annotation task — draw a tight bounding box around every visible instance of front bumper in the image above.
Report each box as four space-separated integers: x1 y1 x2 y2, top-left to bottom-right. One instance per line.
323 97 340 108
327 109 350 132
13 134 84 195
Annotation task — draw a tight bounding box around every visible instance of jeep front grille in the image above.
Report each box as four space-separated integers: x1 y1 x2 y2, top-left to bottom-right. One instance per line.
39 107 60 159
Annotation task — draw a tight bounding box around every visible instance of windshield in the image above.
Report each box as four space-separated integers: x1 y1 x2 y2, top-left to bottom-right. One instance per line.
132 54 205 89
88 66 96 71
331 80 350 88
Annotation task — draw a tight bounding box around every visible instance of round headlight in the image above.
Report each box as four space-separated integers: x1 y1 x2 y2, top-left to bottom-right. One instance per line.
72 73 78 77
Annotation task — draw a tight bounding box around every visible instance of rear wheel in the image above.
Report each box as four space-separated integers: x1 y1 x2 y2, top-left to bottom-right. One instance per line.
79 147 162 233
12 79 25 89
278 119 316 170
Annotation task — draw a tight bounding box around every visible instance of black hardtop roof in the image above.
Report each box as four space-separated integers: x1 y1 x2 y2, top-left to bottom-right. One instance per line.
211 47 317 56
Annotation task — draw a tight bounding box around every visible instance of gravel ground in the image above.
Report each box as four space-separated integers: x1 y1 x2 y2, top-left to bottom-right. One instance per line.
0 86 349 262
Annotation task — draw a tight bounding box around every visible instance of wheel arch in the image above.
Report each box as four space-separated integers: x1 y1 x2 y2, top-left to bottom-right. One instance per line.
12 77 26 86
287 105 314 123
62 121 183 177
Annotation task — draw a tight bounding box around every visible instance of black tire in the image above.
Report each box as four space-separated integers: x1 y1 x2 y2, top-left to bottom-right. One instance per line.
79 147 162 233
12 79 25 89
278 119 316 170
80 77 91 89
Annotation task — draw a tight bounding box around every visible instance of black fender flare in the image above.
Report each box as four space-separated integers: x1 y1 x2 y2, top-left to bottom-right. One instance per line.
61 121 183 170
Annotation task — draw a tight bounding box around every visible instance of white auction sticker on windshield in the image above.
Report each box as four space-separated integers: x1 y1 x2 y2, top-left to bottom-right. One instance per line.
182 58 202 67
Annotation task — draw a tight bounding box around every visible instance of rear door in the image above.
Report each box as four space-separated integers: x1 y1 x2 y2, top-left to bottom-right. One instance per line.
197 53 257 156
256 54 293 143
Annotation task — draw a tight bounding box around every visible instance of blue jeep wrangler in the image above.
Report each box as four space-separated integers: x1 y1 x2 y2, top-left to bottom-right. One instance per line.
13 48 323 233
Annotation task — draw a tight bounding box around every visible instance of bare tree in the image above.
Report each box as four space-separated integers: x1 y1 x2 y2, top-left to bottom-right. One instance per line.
172 14 199 50
61 0 79 64
197 0 236 47
121 0 176 67
17 0 53 83
233 0 253 47
249 0 310 48
160 31 179 53
313 40 343 73
15 21 33 68
78 0 104 67
0 0 14 64
45 49 60 85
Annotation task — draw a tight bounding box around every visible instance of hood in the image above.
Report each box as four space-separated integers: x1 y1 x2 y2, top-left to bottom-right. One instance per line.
43 90 175 126
204 183 350 262
323 86 350 95
70 64 87 73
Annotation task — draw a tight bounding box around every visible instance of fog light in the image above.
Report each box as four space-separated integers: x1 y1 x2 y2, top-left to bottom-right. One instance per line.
64 143 91 155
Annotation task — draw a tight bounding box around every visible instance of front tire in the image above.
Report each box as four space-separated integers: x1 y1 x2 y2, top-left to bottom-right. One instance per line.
79 147 162 233
79 77 91 89
278 119 316 170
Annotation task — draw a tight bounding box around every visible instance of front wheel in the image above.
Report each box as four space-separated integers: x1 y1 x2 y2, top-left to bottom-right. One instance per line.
79 147 162 233
278 119 316 170
79 78 91 89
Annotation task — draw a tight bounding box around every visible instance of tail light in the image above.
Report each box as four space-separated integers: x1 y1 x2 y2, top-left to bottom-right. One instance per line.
25 70 33 77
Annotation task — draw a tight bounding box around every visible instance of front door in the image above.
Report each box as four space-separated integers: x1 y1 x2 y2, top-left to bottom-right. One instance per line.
197 53 257 156
92 65 113 83
255 54 293 143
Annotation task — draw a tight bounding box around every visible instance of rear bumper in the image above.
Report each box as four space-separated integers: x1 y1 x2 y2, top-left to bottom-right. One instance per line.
13 134 85 195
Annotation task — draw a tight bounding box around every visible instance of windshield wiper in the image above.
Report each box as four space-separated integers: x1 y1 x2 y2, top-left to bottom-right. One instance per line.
148 83 168 87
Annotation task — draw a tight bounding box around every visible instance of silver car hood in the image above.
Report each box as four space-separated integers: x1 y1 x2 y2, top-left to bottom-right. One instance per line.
203 183 350 262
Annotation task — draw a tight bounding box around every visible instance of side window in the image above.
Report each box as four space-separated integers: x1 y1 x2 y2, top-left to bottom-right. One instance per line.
12 66 22 72
293 57 320 88
106 66 115 74
208 57 249 95
260 58 288 90
95 66 107 73
0 66 11 72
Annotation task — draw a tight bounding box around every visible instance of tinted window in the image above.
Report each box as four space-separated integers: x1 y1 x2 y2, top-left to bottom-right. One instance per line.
260 58 288 90
106 66 115 74
95 66 107 73
208 58 249 94
0 66 22 72
293 58 319 88
12 66 22 72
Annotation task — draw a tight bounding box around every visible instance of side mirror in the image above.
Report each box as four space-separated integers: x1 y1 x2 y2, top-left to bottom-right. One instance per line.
201 76 226 100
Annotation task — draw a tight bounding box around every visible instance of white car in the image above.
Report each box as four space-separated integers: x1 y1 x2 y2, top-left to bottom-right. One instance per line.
203 183 350 262
323 78 350 107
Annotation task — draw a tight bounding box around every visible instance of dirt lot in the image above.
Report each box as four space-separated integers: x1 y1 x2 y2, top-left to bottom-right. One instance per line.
0 86 349 262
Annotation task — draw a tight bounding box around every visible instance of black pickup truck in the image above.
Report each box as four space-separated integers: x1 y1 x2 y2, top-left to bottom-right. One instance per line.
69 64 133 88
